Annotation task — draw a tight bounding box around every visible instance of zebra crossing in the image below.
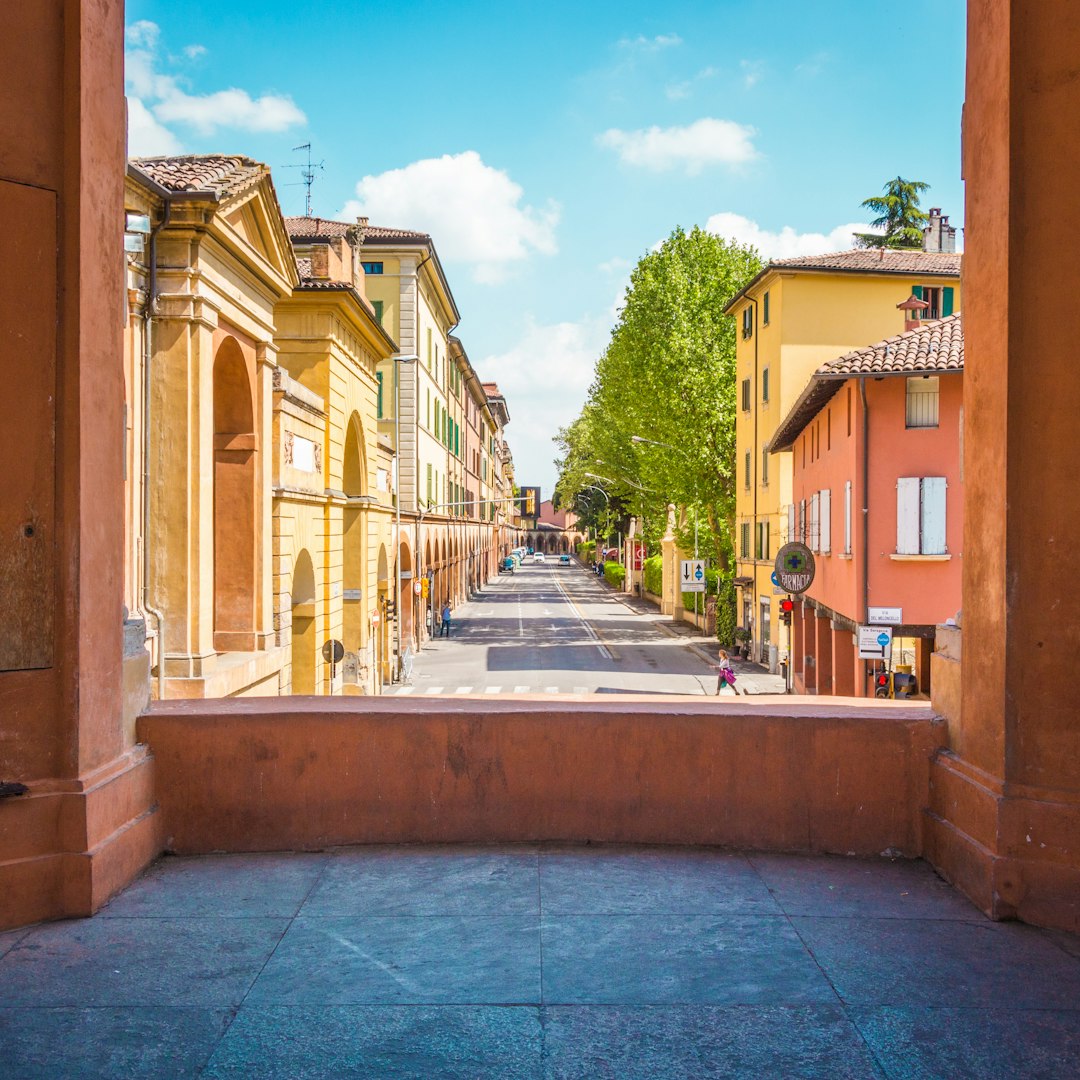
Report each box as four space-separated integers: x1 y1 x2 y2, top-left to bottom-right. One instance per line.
386 684 591 696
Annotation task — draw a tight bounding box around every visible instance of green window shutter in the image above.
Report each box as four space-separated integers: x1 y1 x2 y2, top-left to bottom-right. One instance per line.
911 285 923 300
376 371 383 419
942 286 955 316
372 299 384 325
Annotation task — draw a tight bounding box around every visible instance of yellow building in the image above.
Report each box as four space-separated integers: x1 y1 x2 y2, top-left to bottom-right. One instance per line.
723 239 962 670
125 156 299 699
275 217 399 694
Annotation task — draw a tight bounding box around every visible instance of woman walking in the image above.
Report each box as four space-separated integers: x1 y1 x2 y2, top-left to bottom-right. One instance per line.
716 648 737 696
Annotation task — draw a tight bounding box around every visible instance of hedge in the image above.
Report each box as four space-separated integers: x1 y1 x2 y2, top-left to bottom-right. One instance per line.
603 560 625 588
578 540 597 564
642 554 663 596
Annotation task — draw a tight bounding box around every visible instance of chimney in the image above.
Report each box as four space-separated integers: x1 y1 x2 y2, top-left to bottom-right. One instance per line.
922 208 957 253
897 292 930 332
309 243 330 279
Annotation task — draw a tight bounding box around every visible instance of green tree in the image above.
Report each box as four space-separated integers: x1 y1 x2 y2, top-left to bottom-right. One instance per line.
554 226 762 571
853 176 930 249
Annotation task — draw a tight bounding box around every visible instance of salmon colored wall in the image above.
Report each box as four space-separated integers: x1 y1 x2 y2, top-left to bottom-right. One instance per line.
791 373 963 629
139 697 943 858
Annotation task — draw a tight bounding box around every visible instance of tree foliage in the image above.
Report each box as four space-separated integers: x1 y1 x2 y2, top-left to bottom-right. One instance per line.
554 226 762 570
854 176 930 249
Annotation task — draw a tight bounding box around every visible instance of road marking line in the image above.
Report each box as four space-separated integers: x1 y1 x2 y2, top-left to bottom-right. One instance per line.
425 687 444 695
514 685 530 693
545 685 559 694
395 686 415 695
553 574 613 660
573 686 587 694
455 686 473 694
484 686 501 694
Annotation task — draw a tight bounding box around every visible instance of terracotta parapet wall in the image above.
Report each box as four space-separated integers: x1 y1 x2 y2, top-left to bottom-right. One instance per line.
138 697 943 857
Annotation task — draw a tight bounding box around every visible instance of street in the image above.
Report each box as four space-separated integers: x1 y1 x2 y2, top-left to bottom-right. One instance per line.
387 558 744 696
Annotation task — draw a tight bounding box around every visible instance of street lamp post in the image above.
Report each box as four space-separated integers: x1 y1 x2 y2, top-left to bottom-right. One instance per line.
393 353 419 680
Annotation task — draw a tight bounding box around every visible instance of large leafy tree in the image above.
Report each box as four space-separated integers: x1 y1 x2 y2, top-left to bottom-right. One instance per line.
853 176 930 249
554 226 761 570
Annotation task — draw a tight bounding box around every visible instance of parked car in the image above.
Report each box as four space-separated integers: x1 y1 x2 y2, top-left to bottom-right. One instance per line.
534 552 546 563
559 554 571 565
502 556 515 573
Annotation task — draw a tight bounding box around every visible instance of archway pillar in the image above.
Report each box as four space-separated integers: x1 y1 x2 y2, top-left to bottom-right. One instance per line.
925 0 1080 932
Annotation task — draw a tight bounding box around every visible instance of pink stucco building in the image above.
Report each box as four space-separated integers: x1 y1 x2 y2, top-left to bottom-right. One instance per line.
770 313 964 696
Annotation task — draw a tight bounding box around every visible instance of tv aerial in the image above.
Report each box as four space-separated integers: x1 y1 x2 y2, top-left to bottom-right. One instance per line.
281 142 325 216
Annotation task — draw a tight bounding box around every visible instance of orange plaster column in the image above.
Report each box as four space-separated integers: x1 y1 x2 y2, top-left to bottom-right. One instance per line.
791 600 806 693
926 0 1080 932
813 612 833 696
832 625 855 697
800 603 817 694
0 0 161 930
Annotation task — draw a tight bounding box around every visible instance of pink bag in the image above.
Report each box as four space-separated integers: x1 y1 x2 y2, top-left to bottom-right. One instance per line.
723 668 736 686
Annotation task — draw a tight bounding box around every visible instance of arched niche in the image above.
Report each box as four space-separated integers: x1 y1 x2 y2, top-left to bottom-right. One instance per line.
212 336 257 651
290 548 317 694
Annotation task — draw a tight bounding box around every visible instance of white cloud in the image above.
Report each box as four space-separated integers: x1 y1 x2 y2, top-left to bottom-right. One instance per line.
740 60 765 89
597 117 757 175
340 151 559 284
618 33 682 51
154 87 306 135
480 315 610 490
665 81 691 101
704 212 882 259
124 20 306 150
127 96 183 156
598 256 631 275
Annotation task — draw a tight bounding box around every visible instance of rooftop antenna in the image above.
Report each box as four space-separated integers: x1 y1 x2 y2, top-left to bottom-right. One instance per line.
280 142 324 216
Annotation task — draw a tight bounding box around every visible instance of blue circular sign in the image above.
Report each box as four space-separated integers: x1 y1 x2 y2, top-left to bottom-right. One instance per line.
877 632 891 647
770 571 779 587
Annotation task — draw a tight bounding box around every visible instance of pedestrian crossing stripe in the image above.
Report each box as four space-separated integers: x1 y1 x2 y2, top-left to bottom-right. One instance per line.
484 686 501 693
513 685 529 693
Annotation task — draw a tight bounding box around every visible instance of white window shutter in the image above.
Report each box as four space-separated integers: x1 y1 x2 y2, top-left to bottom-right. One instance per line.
820 489 831 553
896 477 921 554
809 493 820 552
844 481 852 554
787 504 795 543
921 477 947 554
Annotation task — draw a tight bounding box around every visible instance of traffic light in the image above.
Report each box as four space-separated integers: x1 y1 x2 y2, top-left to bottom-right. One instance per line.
779 597 795 625
874 671 891 699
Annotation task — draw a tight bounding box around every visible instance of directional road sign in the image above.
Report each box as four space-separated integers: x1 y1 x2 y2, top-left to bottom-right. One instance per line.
681 559 706 593
857 624 893 660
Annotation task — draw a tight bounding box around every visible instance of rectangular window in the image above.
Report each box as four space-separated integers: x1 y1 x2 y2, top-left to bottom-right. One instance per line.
763 290 770 325
741 378 751 412
744 450 751 489
799 499 807 544
740 522 751 559
906 376 940 428
742 305 753 339
897 476 948 554
426 389 431 430
426 327 432 369
426 463 432 504
361 261 383 275
376 371 383 419
820 488 831 554
755 521 769 561
371 299 384 325
761 447 769 487
809 492 820 552
761 367 770 404
844 480 852 554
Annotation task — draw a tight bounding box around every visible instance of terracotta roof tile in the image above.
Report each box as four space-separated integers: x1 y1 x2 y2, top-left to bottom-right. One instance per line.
295 257 312 278
770 314 963 451
768 248 962 274
130 155 266 197
285 216 352 239
362 225 432 243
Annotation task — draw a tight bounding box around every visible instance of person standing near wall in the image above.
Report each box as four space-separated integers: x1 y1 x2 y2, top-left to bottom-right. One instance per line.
440 601 452 638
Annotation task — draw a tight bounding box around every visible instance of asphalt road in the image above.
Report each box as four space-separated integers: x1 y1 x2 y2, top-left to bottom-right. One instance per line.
386 558 724 696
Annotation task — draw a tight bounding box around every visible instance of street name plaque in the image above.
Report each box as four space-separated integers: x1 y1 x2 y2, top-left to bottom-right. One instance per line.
773 542 816 594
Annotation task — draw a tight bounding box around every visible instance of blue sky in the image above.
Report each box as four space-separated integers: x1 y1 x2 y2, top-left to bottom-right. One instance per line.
126 0 967 494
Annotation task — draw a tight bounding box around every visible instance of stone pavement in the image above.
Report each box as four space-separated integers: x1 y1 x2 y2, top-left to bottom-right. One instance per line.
2 845 1079 1078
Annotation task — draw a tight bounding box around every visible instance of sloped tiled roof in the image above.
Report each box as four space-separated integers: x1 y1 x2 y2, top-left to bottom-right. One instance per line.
723 247 961 313
295 257 312 278
285 216 352 239
362 225 432 243
769 314 963 452
130 155 266 198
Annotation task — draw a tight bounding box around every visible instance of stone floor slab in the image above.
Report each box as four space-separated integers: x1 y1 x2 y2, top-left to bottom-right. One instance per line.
0 927 29 961
202 1005 542 1079
0 916 289 1006
247 916 541 1005
540 1005 886 1079
541 915 836 1005
303 846 539 917
851 1006 1080 1080
0 1007 232 1080
540 847 781 916
100 852 329 919
794 916 1080 1008
749 854 979 920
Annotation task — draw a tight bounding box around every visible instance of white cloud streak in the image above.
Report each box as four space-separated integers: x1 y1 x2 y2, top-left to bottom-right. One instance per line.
341 151 559 284
704 212 882 259
618 33 683 51
597 117 757 175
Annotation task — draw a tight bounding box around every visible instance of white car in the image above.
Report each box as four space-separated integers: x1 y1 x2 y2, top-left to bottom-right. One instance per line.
534 552 546 563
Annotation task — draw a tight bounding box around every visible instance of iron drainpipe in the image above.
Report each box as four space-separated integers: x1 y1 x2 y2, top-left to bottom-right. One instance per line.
859 376 870 690
142 200 171 701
